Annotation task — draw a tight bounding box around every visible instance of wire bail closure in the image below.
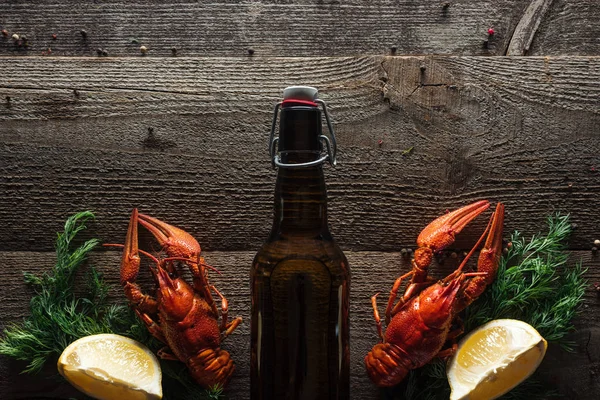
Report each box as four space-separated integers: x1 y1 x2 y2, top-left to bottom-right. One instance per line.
269 99 337 169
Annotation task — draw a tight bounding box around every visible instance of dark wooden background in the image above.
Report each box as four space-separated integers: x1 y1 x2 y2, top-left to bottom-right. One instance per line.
1 1 599 399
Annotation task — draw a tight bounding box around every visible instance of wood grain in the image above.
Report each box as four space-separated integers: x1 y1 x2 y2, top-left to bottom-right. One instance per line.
0 0 535 57
1 56 599 252
0 249 598 399
528 0 600 56
0 1 598 399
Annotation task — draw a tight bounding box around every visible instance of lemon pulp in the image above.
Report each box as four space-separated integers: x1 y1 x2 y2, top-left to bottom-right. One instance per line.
447 319 547 400
58 333 162 400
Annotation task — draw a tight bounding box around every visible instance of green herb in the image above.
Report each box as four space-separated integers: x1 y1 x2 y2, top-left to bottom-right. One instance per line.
0 211 224 400
0 211 126 373
396 213 587 400
464 213 586 349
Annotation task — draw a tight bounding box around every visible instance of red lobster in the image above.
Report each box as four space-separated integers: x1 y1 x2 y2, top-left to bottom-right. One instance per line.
365 200 505 387
107 209 242 388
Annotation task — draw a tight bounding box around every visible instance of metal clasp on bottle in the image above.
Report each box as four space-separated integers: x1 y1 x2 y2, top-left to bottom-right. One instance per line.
268 99 337 169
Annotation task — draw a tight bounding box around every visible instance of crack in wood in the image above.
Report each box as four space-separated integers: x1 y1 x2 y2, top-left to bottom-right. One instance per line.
506 0 554 55
407 82 451 98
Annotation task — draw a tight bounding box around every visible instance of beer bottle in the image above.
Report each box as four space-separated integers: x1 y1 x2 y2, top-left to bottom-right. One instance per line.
251 86 350 399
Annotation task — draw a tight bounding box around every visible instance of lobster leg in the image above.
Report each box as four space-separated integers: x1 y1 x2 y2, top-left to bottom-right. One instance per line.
135 309 167 344
222 317 242 340
123 282 159 315
435 321 464 359
210 285 242 339
446 315 464 341
403 200 491 303
193 260 219 318
157 347 179 361
389 279 433 323
436 343 458 359
371 293 384 342
211 285 230 332
384 271 413 324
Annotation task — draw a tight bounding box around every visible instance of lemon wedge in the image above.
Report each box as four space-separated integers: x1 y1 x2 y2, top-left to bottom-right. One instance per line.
57 333 162 400
447 319 547 400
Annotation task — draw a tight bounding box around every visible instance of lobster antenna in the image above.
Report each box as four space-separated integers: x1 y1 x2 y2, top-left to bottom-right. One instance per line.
462 271 488 277
162 257 222 275
103 243 161 269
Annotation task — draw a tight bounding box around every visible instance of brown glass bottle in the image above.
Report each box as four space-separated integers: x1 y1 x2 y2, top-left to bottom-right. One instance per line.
251 87 350 400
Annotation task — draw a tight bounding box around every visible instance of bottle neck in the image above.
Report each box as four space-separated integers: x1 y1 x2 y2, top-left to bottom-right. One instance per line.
269 104 329 236
271 165 329 236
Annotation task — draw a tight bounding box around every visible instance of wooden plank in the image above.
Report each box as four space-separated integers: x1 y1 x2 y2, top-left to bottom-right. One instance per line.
0 0 536 57
1 56 599 252
1 0 596 57
0 250 598 399
528 0 600 56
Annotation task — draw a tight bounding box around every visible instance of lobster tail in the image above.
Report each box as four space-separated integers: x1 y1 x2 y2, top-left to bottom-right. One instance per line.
365 342 411 387
188 347 235 388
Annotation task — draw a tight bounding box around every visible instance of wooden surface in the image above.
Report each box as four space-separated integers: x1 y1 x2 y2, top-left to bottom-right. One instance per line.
1 0 599 399
1 56 599 253
1 250 598 400
0 0 568 57
0 0 597 57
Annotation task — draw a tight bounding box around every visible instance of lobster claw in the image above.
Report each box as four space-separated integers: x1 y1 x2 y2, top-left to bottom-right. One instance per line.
120 208 141 285
138 213 201 261
442 202 504 315
454 203 504 311
477 202 505 279
408 200 492 296
417 200 491 251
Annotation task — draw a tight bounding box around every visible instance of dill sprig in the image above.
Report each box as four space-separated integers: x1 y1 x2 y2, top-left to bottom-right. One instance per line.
0 211 224 400
464 213 587 350
0 211 126 373
396 213 587 400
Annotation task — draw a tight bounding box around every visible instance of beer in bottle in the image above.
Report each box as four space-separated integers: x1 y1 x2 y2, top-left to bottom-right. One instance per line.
250 86 350 400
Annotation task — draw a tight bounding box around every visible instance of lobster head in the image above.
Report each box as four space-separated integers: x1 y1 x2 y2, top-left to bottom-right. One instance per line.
155 264 195 322
417 278 462 330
